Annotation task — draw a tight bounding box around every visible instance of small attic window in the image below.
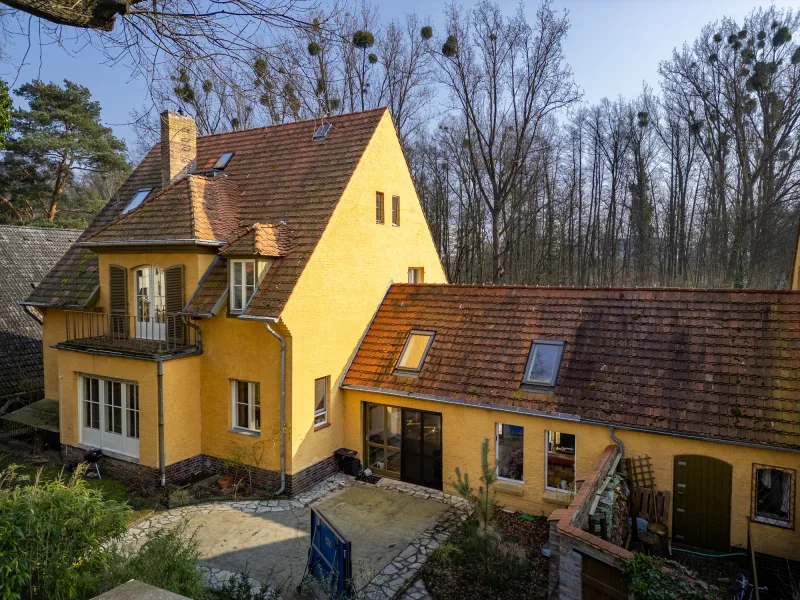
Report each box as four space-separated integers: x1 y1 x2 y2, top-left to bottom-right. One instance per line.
122 188 152 214
395 331 435 373
313 123 332 141
523 340 564 387
213 152 235 170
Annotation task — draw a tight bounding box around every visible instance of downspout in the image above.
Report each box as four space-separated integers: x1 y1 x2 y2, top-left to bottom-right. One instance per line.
264 321 286 496
157 360 166 487
608 426 624 457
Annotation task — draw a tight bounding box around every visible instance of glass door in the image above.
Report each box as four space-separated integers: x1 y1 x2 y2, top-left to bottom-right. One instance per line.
364 403 401 477
402 410 443 490
135 266 166 340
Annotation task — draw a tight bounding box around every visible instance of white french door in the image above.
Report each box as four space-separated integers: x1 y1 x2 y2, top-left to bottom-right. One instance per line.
80 376 140 458
135 266 166 340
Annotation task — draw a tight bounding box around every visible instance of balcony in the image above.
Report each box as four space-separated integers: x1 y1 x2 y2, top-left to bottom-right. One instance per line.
59 311 202 359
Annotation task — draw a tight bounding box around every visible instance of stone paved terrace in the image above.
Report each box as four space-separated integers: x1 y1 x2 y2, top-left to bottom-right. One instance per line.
123 474 470 599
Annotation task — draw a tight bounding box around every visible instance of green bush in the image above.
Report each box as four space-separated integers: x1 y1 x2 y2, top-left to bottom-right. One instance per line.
169 488 192 508
99 521 206 598
0 463 130 600
622 553 717 600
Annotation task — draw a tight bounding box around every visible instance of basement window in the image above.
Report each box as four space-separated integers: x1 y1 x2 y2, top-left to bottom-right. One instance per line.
122 188 152 214
395 331 435 373
523 340 564 387
213 152 235 170
753 465 795 528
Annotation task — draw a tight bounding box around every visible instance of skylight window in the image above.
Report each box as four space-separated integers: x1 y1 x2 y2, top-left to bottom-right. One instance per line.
213 152 235 170
395 331 435 373
313 123 332 141
523 340 564 387
122 188 152 214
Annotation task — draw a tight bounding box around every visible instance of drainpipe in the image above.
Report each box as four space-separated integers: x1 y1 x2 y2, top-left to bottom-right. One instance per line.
264 321 286 496
608 426 624 457
157 360 166 487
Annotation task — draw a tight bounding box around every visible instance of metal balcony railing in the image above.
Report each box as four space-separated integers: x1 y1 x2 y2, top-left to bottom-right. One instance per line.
63 311 201 357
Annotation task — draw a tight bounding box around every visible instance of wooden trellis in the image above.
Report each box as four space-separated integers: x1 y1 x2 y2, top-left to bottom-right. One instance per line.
623 456 655 489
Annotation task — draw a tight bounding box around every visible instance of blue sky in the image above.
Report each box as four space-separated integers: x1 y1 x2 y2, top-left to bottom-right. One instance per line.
0 0 794 153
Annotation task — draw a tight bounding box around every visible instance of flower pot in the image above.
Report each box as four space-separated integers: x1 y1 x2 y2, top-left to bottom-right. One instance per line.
218 475 234 490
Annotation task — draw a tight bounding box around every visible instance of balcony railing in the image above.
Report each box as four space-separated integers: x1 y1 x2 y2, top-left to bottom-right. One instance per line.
62 311 201 357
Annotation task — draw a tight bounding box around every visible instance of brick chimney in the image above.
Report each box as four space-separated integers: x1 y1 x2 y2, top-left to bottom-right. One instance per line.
160 110 197 189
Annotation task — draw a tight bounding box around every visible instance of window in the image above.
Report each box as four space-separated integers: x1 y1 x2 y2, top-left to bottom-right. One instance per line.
523 340 564 387
83 377 100 430
408 268 424 284
80 376 139 458
376 192 384 224
230 259 256 313
392 195 400 226
365 403 402 476
545 431 576 492
314 377 329 427
232 380 260 432
313 123 332 140
395 331 435 372
122 188 152 214
497 423 524 482
213 152 235 170
135 266 166 340
753 465 795 528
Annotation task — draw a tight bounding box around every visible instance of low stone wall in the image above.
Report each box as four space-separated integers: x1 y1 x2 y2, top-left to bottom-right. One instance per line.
547 444 632 600
62 444 339 496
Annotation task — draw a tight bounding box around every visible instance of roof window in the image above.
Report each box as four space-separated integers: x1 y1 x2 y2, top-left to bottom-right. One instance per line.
213 152 235 170
122 188 153 214
523 340 564 387
395 331 435 373
313 123 332 141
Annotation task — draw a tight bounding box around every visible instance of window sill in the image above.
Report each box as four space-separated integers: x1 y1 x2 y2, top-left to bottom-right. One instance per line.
543 488 574 505
392 224 400 227
229 427 260 438
314 421 330 432
751 515 792 529
495 479 524 496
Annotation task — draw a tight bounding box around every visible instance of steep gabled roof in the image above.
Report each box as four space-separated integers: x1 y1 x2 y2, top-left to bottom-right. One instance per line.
343 284 800 451
25 109 388 317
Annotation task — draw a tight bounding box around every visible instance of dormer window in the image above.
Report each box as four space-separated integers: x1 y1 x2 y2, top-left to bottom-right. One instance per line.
523 340 564 387
122 188 152 214
213 152 234 170
395 331 435 374
229 259 256 313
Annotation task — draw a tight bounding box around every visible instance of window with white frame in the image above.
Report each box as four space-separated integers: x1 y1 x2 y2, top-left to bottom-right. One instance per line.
80 376 139 458
376 192 384 224
229 259 256 313
545 431 575 492
408 268 424 284
314 376 329 427
753 464 795 528
232 380 260 431
392 195 400 226
496 423 524 482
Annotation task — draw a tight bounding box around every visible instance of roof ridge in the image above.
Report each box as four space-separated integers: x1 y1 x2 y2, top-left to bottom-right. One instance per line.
389 283 800 295
193 107 389 142
0 225 83 234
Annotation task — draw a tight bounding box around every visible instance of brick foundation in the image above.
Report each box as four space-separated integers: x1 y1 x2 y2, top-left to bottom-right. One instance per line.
61 444 340 496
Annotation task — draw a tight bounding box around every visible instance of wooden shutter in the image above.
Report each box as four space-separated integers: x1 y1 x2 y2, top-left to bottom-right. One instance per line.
165 265 185 343
109 265 128 337
392 195 400 225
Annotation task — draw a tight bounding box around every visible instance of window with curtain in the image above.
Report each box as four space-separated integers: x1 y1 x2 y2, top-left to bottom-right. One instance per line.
753 465 795 528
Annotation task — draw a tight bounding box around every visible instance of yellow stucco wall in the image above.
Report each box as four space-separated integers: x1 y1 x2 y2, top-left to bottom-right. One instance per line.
343 388 800 560
281 111 447 474
56 350 160 468
42 307 67 400
162 355 203 465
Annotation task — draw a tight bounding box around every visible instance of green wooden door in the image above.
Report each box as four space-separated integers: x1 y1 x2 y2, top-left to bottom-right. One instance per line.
672 455 732 552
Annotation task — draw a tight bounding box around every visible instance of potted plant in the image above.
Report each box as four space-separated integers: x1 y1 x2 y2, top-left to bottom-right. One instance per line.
218 474 234 489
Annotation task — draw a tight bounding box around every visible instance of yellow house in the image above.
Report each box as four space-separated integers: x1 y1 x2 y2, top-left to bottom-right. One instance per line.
23 108 445 493
341 285 800 562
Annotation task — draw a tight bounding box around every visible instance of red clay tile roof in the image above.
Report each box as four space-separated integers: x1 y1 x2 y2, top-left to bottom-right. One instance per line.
220 223 291 257
85 175 241 244
343 284 800 451
25 109 386 316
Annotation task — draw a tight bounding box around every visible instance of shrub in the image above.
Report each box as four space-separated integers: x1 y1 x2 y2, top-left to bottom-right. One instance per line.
0 463 129 600
100 521 206 598
622 553 717 600
170 488 192 508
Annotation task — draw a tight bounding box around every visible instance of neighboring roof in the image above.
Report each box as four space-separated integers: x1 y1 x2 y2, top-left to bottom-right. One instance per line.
343 284 800 451
220 222 292 258
26 109 388 319
84 175 241 245
0 398 59 432
0 226 80 399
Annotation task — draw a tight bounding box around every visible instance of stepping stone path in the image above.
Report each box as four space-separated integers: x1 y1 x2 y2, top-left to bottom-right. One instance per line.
123 474 470 600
